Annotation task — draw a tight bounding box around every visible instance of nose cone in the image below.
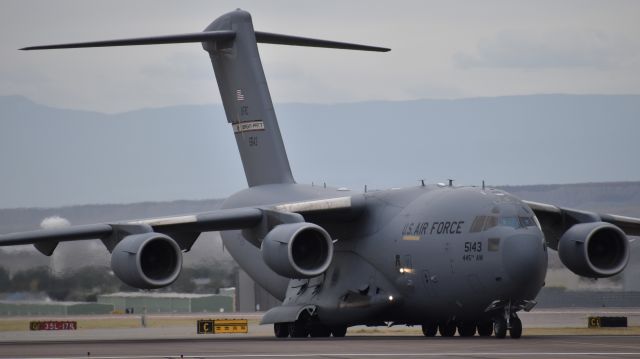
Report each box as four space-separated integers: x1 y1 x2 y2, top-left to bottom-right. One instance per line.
501 233 547 299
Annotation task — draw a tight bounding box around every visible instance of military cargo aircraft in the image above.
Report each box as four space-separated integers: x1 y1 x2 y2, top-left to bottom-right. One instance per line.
2 9 639 339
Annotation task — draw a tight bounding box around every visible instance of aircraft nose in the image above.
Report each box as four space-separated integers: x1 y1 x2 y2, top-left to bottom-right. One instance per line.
501 233 547 296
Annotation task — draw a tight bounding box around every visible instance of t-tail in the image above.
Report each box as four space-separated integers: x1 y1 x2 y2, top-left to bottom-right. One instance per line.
21 9 389 187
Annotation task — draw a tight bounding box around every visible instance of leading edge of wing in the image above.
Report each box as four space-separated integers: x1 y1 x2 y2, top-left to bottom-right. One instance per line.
132 207 263 233
0 208 263 247
0 196 362 248
0 223 113 246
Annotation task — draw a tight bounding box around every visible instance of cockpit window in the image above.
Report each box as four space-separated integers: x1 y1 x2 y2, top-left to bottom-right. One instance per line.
470 216 485 233
470 215 498 233
500 216 520 228
484 216 498 230
470 214 537 232
519 216 536 228
499 216 537 229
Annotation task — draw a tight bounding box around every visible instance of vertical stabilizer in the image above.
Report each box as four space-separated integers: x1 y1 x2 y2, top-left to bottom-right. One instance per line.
21 9 388 188
202 10 294 187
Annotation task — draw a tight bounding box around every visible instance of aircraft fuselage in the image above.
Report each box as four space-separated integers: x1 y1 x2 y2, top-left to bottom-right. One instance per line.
221 183 548 327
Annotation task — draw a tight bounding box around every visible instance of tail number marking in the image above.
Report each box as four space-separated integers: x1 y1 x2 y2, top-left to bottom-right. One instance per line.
462 241 483 262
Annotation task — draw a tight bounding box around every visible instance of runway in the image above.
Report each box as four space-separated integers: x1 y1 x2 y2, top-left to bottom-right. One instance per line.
2 335 640 358
2 309 640 358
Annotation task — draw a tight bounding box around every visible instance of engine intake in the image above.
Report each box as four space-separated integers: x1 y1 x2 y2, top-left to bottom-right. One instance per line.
558 222 629 278
111 233 183 289
261 222 333 278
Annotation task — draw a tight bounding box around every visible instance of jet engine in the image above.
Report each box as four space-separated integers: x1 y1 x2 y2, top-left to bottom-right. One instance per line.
261 222 333 279
111 233 183 289
558 222 629 278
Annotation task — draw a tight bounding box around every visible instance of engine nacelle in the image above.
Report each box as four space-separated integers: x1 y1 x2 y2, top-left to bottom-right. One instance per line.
260 222 333 279
111 233 183 289
558 222 629 278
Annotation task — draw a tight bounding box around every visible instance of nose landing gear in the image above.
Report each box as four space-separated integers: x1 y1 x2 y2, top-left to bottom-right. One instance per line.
485 298 532 339
509 315 522 339
494 313 522 339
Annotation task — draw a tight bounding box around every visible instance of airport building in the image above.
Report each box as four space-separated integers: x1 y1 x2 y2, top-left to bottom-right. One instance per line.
97 292 234 314
0 301 113 316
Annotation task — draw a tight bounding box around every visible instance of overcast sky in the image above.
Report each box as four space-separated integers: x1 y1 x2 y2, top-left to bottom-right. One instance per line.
2 0 640 112
1 1 640 209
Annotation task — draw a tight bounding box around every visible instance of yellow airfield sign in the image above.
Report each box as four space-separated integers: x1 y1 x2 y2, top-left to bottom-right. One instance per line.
197 319 248 334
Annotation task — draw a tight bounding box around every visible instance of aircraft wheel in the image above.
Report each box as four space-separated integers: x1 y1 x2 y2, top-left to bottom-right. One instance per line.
494 318 507 339
457 321 477 337
509 316 522 339
331 326 347 337
421 322 438 337
274 322 289 338
309 323 331 337
438 321 457 337
288 321 309 338
477 320 493 337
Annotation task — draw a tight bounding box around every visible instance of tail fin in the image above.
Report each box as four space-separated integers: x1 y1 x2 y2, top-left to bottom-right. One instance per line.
21 9 389 187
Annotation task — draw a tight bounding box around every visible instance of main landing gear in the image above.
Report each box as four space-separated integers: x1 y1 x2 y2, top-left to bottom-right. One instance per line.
421 314 522 339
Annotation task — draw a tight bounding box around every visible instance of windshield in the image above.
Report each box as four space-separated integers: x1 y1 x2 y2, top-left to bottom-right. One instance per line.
470 215 537 232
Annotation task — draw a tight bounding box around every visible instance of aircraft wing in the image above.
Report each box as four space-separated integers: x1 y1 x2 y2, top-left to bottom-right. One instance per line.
0 207 262 254
0 196 362 255
523 200 640 249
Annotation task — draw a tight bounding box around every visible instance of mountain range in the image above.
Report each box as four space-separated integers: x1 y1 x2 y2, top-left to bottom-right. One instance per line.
1 94 639 208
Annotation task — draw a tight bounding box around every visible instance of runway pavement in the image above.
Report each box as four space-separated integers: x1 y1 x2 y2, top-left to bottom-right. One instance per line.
2 335 640 358
1 309 640 358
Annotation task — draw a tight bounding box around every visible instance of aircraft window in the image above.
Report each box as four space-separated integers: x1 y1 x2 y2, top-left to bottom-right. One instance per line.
519 216 536 227
483 216 498 231
470 215 499 232
499 216 520 229
470 216 486 233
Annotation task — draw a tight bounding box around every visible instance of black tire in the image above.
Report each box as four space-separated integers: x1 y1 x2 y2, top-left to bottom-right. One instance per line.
274 322 289 338
509 316 522 339
477 320 493 337
309 323 331 337
288 321 309 338
457 321 477 337
494 318 507 339
438 321 456 337
421 323 438 337
331 326 347 337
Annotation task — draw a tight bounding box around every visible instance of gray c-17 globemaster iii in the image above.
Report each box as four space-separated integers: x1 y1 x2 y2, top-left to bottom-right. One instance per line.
2 9 639 339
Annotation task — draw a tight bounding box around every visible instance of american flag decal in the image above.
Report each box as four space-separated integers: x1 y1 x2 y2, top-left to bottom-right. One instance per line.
236 89 245 101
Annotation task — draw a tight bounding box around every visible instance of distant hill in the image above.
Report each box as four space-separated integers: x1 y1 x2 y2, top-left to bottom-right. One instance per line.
1 94 639 208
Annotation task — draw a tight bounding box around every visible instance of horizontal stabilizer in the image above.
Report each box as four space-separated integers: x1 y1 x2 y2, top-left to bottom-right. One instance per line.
255 31 390 52
20 30 236 50
21 30 388 53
